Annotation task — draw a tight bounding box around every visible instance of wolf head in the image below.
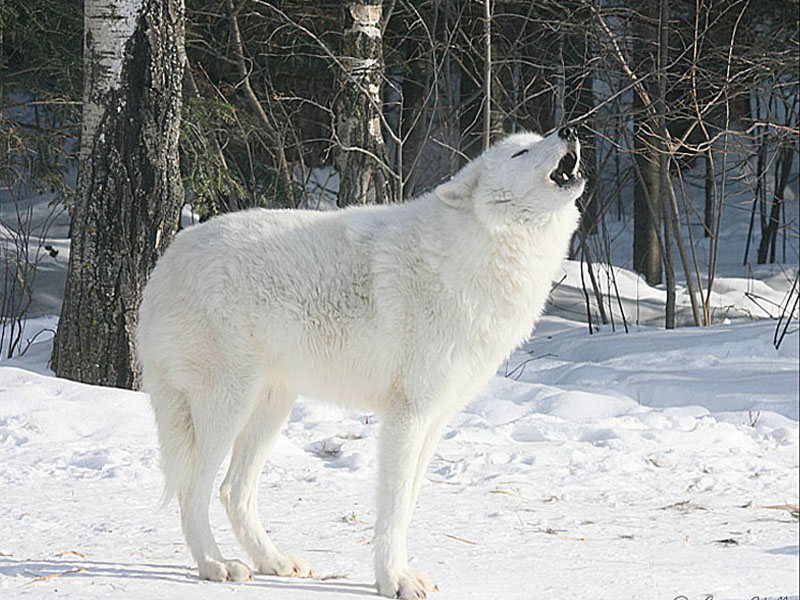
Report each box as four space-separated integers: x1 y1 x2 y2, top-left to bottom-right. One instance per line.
435 129 585 230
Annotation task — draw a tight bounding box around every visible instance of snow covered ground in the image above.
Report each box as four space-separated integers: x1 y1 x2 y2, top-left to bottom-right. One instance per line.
1 308 797 600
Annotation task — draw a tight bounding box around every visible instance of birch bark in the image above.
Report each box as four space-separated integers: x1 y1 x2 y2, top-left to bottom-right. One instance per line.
53 0 185 388
334 0 395 205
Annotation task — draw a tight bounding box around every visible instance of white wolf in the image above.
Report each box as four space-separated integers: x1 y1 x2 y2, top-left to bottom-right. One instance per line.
137 128 584 598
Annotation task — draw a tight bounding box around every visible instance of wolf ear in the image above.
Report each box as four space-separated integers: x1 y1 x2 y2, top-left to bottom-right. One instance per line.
434 158 483 208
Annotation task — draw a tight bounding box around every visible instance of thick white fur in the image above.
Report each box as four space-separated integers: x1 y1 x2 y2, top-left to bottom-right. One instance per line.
137 130 584 598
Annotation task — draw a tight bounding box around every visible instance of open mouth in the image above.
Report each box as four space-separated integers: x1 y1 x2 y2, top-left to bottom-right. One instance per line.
549 150 581 187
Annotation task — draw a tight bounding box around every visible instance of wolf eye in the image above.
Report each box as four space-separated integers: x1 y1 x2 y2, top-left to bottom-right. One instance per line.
511 149 529 158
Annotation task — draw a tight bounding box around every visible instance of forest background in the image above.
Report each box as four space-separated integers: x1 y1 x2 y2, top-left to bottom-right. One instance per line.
0 0 798 386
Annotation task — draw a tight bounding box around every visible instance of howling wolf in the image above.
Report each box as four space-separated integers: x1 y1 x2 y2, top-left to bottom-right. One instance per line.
137 127 584 598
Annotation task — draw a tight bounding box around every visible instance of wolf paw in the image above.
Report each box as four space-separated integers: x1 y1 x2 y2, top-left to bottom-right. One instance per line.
377 567 438 599
256 553 312 578
198 558 253 582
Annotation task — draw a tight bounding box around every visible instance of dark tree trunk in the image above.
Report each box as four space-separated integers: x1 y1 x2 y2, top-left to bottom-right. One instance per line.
52 0 185 389
657 0 675 327
632 6 662 286
458 44 482 160
334 0 396 206
757 145 793 264
633 109 662 285
562 2 597 235
744 127 767 264
704 152 713 237
400 40 429 199
441 0 462 178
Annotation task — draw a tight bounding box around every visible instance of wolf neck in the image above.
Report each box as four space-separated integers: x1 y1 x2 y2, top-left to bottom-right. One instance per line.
491 206 575 302
443 201 578 353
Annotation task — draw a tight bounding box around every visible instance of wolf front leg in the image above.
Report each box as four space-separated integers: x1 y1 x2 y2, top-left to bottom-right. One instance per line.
374 409 439 599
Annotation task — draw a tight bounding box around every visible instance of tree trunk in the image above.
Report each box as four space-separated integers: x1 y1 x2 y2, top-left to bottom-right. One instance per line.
633 113 662 285
52 0 185 389
400 41 429 199
334 0 395 206
657 0 675 328
562 2 597 235
632 6 662 286
757 145 792 264
483 0 492 150
441 0 462 178
703 152 713 237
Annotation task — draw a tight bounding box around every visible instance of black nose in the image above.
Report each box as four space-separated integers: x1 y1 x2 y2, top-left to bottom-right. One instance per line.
558 126 577 142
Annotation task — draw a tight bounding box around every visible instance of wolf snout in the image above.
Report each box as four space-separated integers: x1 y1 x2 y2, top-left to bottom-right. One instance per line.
558 126 578 142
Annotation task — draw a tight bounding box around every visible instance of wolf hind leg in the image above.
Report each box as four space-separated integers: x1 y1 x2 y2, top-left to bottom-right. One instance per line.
177 380 258 582
220 385 311 578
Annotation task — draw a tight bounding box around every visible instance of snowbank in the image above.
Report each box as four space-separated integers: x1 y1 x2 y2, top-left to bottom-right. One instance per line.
1 315 797 599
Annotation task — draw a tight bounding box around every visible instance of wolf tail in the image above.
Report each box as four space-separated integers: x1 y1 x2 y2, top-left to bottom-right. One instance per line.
148 379 196 508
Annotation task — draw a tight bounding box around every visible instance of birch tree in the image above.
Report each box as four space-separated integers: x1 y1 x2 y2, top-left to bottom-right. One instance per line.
334 0 396 206
52 0 185 388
